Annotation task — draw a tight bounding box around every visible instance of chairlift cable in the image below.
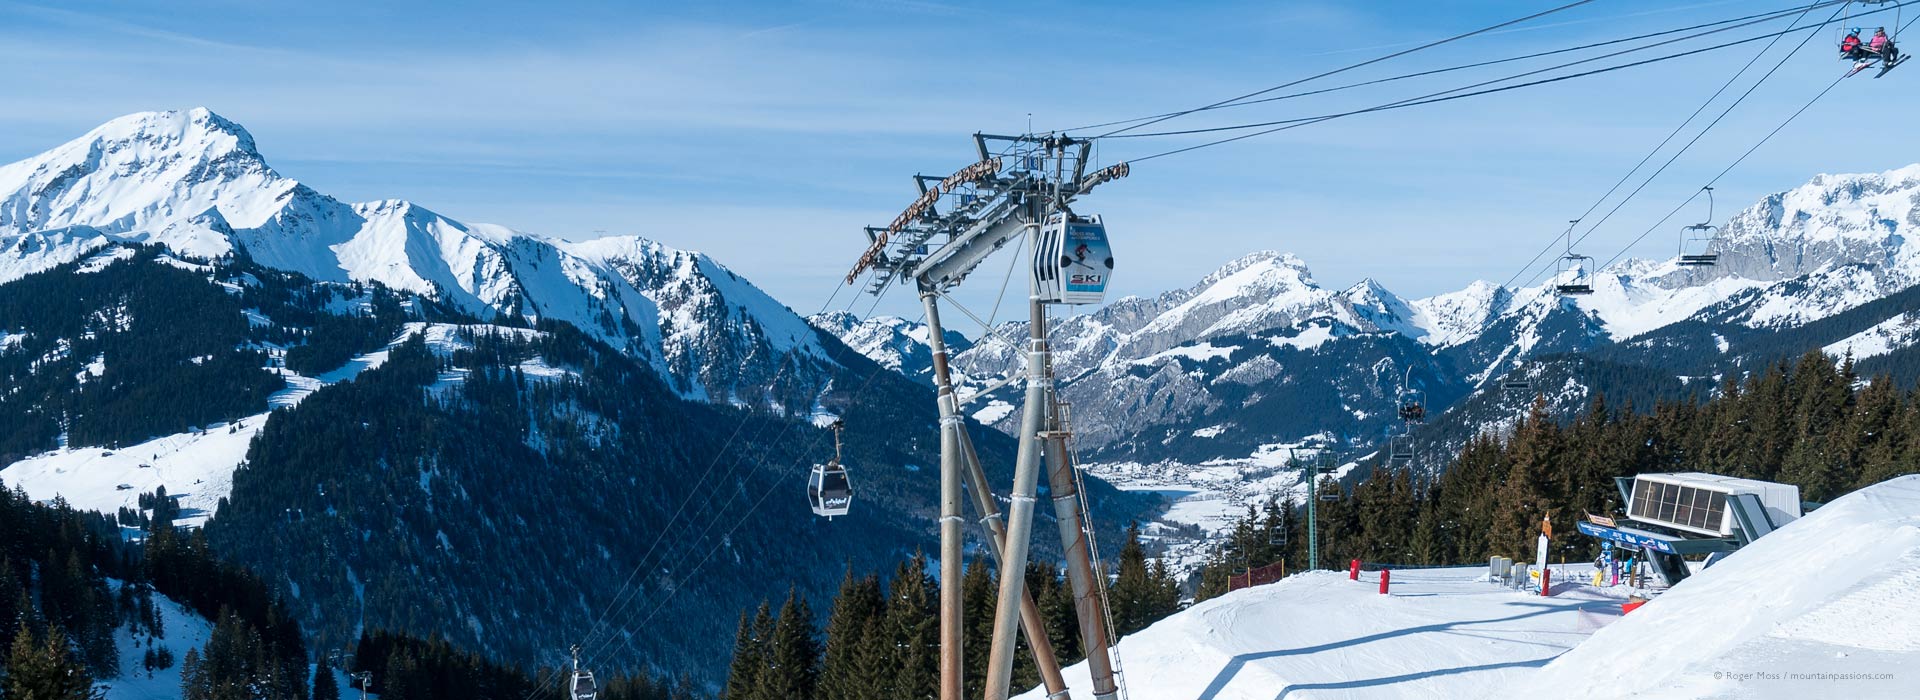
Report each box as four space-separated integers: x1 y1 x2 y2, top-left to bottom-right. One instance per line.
1066 1 1845 133
1517 0 1862 288
1110 0 1899 147
1093 0 1603 139
1592 8 1916 274
1500 0 1842 290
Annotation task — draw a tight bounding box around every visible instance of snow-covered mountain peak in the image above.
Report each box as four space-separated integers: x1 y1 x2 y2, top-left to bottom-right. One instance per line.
809 311 973 382
0 108 295 240
0 110 842 407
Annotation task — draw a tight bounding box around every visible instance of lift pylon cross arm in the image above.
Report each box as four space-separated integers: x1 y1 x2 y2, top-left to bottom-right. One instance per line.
845 156 1002 285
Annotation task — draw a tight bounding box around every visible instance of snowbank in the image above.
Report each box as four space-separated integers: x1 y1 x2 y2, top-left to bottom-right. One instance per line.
1017 567 1621 700
1534 475 1920 699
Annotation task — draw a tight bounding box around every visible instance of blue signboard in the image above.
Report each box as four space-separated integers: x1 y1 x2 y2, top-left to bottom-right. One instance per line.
1576 520 1677 554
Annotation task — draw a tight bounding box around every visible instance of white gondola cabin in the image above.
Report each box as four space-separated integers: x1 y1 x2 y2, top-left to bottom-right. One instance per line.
1034 212 1115 305
809 420 853 519
568 647 599 700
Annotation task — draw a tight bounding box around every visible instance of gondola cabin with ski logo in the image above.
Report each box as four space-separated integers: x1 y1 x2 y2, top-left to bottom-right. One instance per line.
1035 212 1115 305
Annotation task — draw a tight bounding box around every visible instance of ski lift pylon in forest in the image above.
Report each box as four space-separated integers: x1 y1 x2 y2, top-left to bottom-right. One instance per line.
1679 187 1721 267
809 420 854 519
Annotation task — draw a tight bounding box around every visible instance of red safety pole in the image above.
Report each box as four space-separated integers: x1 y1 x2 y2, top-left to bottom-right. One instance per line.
1349 559 1361 581
1540 568 1552 597
1378 569 1391 595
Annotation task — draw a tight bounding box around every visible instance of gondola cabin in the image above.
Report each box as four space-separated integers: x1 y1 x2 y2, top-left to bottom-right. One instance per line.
1034 212 1115 305
809 463 853 519
570 670 599 700
810 419 854 519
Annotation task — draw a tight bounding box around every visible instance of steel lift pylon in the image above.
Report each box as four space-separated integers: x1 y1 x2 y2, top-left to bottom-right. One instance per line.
847 133 1129 700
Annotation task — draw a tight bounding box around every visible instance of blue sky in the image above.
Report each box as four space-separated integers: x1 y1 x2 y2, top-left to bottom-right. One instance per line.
5 0 1920 321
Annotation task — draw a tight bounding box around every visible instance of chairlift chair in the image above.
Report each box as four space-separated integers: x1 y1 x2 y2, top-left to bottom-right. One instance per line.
1556 253 1595 295
1034 211 1115 305
808 420 854 519
1677 187 1720 267
1502 378 1533 392
1838 5 1906 77
1397 390 1426 424
1318 490 1340 502
1389 434 1415 462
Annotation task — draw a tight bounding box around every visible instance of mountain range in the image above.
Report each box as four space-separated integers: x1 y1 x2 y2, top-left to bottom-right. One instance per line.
815 162 1920 557
0 109 1156 684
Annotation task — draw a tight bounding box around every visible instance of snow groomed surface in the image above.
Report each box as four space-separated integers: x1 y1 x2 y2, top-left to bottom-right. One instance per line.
1017 566 1621 700
1026 476 1920 699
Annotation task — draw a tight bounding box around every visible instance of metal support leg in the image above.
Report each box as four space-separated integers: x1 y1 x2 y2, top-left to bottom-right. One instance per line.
957 429 1070 699
984 297 1050 700
1042 405 1118 700
924 292 967 700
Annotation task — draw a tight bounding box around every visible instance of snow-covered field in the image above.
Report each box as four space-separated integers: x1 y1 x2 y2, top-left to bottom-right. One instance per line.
1019 566 1619 700
1027 476 1920 700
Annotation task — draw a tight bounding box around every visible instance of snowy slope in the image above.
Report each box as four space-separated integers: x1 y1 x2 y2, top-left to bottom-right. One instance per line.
1017 567 1619 700
0 109 835 403
0 322 529 526
1534 475 1920 699
100 582 215 700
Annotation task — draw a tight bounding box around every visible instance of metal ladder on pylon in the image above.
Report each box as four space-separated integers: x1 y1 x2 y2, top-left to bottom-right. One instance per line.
1056 400 1132 700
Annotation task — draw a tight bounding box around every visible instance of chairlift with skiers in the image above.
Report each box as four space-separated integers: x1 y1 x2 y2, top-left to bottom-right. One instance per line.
1839 3 1906 78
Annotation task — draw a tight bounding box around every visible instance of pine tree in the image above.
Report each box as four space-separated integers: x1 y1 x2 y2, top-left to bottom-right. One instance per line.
313 656 341 700
882 553 937 700
5 624 99 700
1106 523 1179 636
818 568 881 700
765 590 821 700
723 603 772 700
